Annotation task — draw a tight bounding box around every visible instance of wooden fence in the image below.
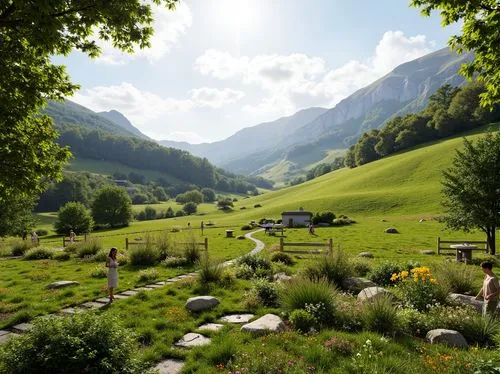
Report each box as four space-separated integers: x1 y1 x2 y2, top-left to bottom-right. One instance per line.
63 234 88 247
125 237 208 251
436 237 488 255
279 238 333 255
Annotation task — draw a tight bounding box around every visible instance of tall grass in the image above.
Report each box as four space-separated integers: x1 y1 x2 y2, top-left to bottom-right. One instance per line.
461 315 500 347
11 240 32 256
75 239 102 258
23 247 54 260
155 232 171 260
183 232 200 264
129 238 160 266
361 294 399 335
197 253 224 285
303 250 352 288
434 262 474 294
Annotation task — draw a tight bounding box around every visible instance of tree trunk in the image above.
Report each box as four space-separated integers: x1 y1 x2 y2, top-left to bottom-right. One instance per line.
486 227 496 255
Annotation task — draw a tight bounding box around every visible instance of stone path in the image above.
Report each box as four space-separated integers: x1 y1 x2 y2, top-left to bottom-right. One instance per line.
0 229 266 374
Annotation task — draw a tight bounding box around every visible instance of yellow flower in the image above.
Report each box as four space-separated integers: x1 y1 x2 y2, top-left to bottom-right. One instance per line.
401 271 409 278
390 273 399 282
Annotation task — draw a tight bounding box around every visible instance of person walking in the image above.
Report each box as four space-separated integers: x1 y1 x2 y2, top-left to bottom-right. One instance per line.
475 261 499 317
31 231 38 246
69 230 76 244
105 247 119 302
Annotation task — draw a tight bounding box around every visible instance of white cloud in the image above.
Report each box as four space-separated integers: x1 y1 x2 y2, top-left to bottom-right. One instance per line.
96 1 192 64
190 87 244 108
195 30 436 117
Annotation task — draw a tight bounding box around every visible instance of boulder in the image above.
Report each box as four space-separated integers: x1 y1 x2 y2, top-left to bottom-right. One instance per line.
358 252 374 258
273 272 292 282
384 227 399 234
241 314 285 335
185 296 220 312
46 280 79 289
357 287 391 303
220 314 254 323
174 333 211 348
154 359 184 374
342 277 376 293
426 329 468 349
449 293 484 314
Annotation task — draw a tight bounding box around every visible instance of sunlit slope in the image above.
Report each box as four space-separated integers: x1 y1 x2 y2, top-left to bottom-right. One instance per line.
226 126 499 220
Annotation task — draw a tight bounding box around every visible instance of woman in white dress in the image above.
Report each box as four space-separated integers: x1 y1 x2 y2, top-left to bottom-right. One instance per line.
105 247 119 302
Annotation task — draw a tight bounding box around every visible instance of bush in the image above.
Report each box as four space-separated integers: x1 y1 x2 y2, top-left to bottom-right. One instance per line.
92 248 109 263
234 264 255 280
238 254 272 271
75 239 102 258
35 229 48 237
251 278 279 307
369 262 403 286
312 212 336 225
23 247 54 260
11 240 31 256
92 185 133 228
461 315 500 347
183 235 201 265
270 252 294 266
175 210 185 217
183 201 198 215
280 278 337 327
63 244 78 253
331 217 355 226
53 252 71 261
434 262 474 294
129 242 160 266
254 204 262 208
237 254 272 279
197 254 223 285
137 268 159 283
241 224 252 230
54 201 93 235
289 309 316 333
155 232 171 260
324 336 356 356
303 251 352 288
0 313 140 373
361 294 399 335
352 259 372 277
161 257 188 268
90 265 107 279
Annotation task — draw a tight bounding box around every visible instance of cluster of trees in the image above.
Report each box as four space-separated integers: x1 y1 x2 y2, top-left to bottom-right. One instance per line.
306 157 345 181
345 82 500 168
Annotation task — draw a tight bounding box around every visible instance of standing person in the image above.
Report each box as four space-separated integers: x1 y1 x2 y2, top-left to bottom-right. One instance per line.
69 230 76 244
31 231 38 246
200 221 204 236
308 223 315 235
105 247 119 302
475 261 499 317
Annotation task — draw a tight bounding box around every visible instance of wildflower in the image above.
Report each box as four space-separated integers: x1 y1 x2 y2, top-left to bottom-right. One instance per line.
390 273 399 281
401 270 409 278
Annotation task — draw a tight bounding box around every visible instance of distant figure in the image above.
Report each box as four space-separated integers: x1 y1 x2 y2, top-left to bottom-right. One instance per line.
200 221 204 235
21 230 27 241
475 261 499 317
187 222 191 229
308 223 315 235
105 247 119 302
69 230 76 244
31 231 38 246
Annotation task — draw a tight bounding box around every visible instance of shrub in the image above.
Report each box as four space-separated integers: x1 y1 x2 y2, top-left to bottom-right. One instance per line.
303 251 352 288
23 247 54 260
234 264 255 279
434 262 474 294
75 239 102 258
161 257 188 268
183 235 200 265
35 229 48 237
254 204 262 208
238 254 272 271
270 252 294 266
331 217 355 226
461 315 500 347
11 240 31 256
280 278 337 327
63 244 78 253
175 210 185 217
0 313 140 373
397 308 432 337
312 212 336 225
352 259 372 277
197 255 224 285
289 309 316 333
183 201 198 215
369 262 403 286
324 336 355 356
237 254 272 279
90 265 107 279
54 201 93 235
241 224 252 230
53 252 71 261
129 242 160 266
361 294 399 335
137 268 159 283
155 232 171 260
251 278 279 307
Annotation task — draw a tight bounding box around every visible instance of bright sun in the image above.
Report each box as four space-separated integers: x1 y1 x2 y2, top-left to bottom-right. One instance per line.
217 0 259 31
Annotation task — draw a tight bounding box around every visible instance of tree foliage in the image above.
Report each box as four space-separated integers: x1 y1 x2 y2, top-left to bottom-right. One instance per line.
441 132 500 254
54 201 93 235
183 201 198 215
0 194 37 237
91 185 133 228
410 0 500 107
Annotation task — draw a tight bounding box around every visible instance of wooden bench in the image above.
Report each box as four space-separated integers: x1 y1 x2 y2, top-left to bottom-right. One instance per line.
436 237 488 262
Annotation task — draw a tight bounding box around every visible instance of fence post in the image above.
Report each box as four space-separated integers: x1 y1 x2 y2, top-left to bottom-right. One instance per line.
62 237 65 248
437 237 440 255
280 237 284 252
204 237 208 252
126 238 129 251
328 239 333 256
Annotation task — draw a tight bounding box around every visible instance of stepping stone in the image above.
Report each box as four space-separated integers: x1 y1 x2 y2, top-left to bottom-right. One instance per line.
220 314 254 323
134 287 154 292
426 329 468 349
112 294 129 300
144 284 163 289
174 333 211 348
166 279 177 283
241 314 285 335
120 290 138 296
198 323 224 332
155 281 166 286
154 359 185 374
12 323 33 332
0 330 10 336
95 297 113 304
0 332 19 345
60 307 84 314
185 296 220 312
81 301 106 309
47 280 79 289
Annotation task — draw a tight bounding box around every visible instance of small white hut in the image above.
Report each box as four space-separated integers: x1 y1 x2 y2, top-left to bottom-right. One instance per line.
281 208 313 228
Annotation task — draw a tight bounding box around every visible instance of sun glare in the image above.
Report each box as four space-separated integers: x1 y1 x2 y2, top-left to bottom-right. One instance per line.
217 0 259 31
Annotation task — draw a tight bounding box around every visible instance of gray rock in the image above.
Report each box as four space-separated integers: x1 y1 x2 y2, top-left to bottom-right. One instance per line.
174 333 211 348
273 272 292 282
120 290 138 296
12 323 33 332
420 250 435 255
0 330 10 336
342 277 376 293
185 296 220 312
357 287 391 303
134 287 154 292
241 314 285 335
198 323 224 332
358 252 374 258
144 284 163 289
426 329 468 348
81 301 107 309
60 307 84 314
47 280 79 289
449 293 486 314
220 314 255 323
384 227 399 234
155 281 166 285
0 332 19 345
154 359 185 374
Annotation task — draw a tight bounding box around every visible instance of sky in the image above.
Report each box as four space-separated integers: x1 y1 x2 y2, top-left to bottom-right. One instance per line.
58 0 462 144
